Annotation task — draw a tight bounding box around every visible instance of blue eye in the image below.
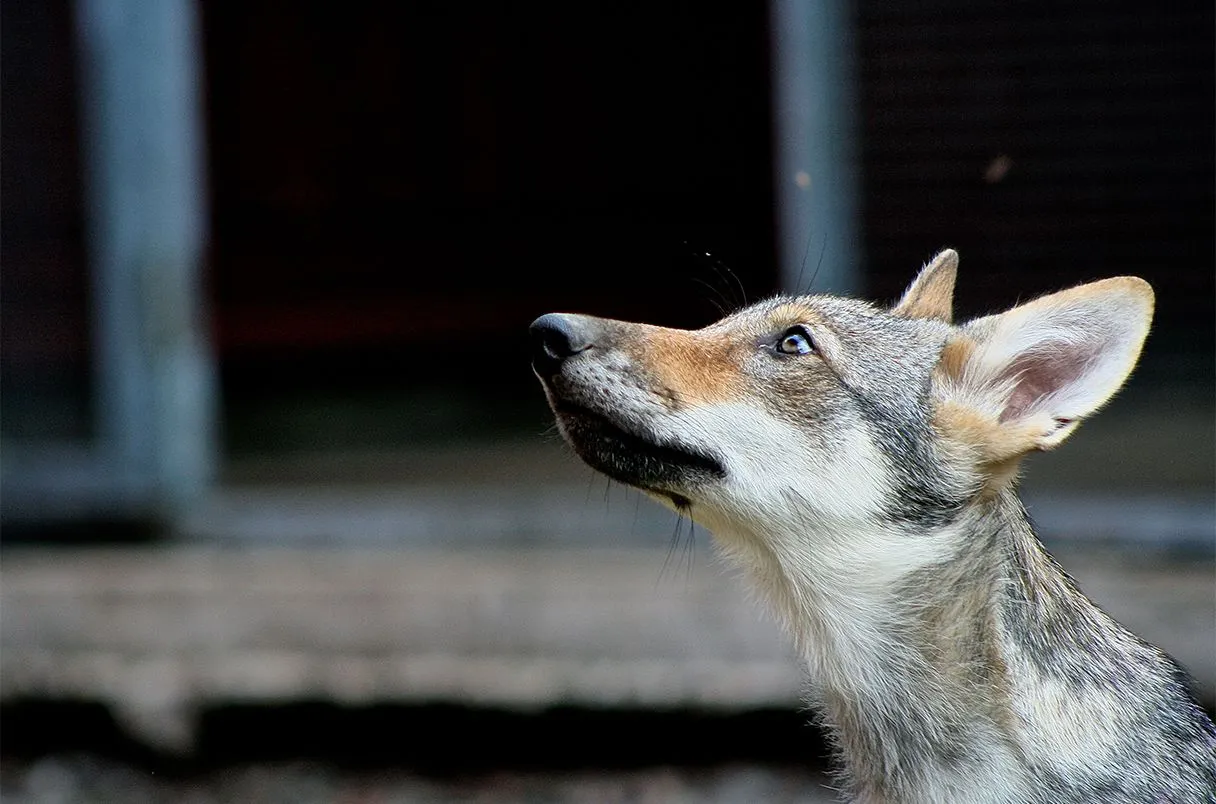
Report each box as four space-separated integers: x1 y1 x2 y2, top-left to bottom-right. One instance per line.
776 326 816 355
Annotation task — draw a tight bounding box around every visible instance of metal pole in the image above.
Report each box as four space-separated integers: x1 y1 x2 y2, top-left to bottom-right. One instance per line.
73 0 215 515
770 0 861 296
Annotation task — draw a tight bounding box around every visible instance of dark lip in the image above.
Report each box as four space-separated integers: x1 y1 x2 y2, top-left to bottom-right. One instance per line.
552 398 726 481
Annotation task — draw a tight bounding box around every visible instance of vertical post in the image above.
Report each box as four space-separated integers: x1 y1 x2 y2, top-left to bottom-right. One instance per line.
770 0 861 296
74 0 215 515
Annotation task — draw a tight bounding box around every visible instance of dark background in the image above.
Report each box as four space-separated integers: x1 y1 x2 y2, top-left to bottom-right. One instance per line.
3 0 1212 453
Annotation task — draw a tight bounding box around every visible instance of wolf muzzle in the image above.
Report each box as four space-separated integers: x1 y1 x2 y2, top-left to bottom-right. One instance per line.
528 311 725 501
529 313 597 378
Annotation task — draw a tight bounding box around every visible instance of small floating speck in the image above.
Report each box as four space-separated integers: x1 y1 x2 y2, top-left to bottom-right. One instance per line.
984 155 1012 183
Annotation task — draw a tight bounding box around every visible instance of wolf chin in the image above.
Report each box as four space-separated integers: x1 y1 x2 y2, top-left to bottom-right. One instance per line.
530 250 1216 803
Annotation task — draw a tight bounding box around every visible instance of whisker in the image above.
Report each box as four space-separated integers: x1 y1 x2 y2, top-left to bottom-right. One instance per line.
682 514 697 590
795 229 815 294
584 472 598 508
708 253 749 310
658 509 686 588
691 277 731 317
807 233 828 294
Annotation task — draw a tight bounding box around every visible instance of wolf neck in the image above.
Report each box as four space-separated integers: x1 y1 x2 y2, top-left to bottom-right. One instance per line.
712 488 1106 800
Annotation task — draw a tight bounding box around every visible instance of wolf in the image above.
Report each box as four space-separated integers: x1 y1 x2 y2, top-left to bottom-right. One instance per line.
529 250 1216 802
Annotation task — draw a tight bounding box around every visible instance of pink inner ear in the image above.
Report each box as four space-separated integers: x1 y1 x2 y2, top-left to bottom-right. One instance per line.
997 342 1096 423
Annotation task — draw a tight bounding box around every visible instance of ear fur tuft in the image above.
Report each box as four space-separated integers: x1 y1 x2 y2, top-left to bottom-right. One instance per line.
892 249 959 323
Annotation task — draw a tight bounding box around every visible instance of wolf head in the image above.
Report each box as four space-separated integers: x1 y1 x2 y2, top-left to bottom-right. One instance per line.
531 250 1154 546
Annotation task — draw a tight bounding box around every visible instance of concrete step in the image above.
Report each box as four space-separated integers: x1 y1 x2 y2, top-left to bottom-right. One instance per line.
3 546 1211 752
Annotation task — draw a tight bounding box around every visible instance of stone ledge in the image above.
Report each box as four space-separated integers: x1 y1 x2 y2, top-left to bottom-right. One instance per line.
2 547 1211 751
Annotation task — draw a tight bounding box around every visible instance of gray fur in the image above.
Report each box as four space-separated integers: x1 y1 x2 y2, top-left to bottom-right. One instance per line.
532 263 1216 802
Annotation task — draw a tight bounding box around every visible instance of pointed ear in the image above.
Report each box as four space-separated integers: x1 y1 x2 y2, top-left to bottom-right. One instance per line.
892 249 959 323
936 277 1153 459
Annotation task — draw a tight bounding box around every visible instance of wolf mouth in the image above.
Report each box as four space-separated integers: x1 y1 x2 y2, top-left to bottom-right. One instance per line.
551 399 726 490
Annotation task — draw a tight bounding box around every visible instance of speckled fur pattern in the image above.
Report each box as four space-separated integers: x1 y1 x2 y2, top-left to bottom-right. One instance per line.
532 250 1216 802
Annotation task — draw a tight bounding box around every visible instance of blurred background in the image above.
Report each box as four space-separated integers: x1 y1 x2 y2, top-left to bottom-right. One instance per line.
2 0 1212 801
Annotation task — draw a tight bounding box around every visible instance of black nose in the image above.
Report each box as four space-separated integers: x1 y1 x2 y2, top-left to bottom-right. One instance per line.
530 313 592 376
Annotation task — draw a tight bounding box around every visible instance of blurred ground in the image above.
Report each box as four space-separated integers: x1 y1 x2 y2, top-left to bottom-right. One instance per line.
0 757 840 804
1 391 1211 804
4 540 1210 746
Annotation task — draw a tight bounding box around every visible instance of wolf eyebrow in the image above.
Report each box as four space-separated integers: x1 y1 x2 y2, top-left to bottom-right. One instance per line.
765 303 831 331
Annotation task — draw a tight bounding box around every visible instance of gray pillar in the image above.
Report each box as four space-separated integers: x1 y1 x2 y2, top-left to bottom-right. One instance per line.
770 0 861 296
74 0 215 514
